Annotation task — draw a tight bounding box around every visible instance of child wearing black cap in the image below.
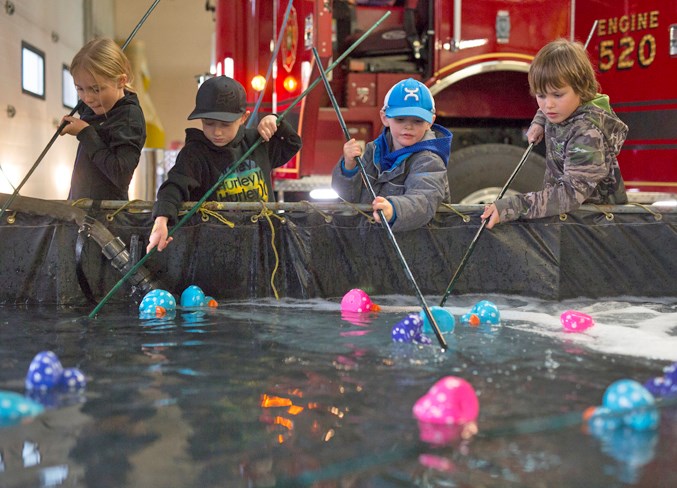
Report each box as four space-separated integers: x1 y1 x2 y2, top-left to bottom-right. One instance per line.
147 76 302 252
331 78 452 232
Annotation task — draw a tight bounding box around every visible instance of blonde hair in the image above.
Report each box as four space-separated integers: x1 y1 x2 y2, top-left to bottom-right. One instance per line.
70 38 135 92
528 39 599 102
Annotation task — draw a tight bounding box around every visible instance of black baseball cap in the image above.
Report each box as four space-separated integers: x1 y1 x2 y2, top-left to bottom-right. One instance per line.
188 76 247 122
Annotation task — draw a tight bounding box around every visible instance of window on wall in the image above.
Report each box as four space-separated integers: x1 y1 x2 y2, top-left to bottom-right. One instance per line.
21 41 45 99
62 64 78 109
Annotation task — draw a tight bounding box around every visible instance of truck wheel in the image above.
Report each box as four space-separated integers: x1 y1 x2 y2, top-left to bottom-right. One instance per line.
447 143 546 204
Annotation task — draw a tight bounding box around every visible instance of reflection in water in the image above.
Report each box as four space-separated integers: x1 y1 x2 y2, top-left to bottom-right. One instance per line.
0 297 675 486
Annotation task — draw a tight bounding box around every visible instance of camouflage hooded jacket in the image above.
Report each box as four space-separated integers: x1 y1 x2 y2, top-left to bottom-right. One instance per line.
495 94 628 223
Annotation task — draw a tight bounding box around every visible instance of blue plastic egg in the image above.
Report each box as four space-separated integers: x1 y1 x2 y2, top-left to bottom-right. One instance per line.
139 289 177 318
25 351 64 391
181 285 206 308
392 313 428 344
602 379 659 431
461 300 500 325
419 306 455 335
0 390 45 426
59 368 86 391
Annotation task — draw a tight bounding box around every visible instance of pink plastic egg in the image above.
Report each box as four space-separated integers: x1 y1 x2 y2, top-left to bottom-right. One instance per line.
413 376 479 425
340 289 376 313
560 310 595 333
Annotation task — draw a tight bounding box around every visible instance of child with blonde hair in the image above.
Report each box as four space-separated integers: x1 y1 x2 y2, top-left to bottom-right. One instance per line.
60 38 146 200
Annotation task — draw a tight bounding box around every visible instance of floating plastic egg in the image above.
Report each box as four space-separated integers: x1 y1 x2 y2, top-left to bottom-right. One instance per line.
560 310 595 333
340 288 378 313
139 289 176 318
391 313 430 344
0 390 45 427
461 300 500 325
59 368 86 391
25 351 64 391
181 285 206 308
602 379 659 431
420 306 455 334
413 376 479 425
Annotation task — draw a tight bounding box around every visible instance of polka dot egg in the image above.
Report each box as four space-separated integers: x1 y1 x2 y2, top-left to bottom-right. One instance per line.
181 285 206 308
59 368 86 391
25 351 64 391
0 390 45 427
602 379 659 431
139 289 176 318
461 300 500 325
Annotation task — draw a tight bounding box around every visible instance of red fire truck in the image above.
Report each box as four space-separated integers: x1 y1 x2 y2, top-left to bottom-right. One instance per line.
213 0 677 203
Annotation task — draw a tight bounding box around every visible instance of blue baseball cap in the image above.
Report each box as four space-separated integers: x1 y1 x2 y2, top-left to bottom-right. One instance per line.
383 78 435 123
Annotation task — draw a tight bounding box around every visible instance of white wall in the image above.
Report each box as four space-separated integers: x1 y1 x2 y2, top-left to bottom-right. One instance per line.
114 0 213 148
0 0 213 200
0 0 84 199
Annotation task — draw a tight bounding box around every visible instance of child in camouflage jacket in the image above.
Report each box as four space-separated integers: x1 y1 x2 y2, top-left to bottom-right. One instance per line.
482 39 628 229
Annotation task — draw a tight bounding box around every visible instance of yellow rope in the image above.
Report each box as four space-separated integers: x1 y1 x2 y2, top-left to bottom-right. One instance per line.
300 200 333 222
106 199 144 221
628 202 663 221
70 198 90 207
439 202 471 222
251 201 284 300
592 205 615 221
337 195 376 223
198 204 236 227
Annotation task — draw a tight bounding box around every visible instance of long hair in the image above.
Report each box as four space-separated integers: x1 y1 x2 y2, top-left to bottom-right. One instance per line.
528 39 599 102
70 38 135 92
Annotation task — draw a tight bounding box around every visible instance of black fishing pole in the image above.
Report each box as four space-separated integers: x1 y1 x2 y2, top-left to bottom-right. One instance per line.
310 47 447 351
88 11 393 318
0 0 162 222
439 22 600 307
439 143 533 307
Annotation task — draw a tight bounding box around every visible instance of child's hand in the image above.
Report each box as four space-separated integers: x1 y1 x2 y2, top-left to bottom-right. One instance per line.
343 138 362 170
147 216 173 252
481 203 500 229
257 115 279 141
60 115 89 136
372 196 393 224
526 124 544 144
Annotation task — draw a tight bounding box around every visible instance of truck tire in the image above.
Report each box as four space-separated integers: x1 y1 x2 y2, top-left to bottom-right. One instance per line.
447 143 546 204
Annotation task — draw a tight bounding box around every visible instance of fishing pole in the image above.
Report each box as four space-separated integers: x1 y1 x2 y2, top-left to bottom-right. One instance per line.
246 0 294 128
0 0 162 222
439 143 533 307
88 11 393 318
310 47 447 351
439 21 600 307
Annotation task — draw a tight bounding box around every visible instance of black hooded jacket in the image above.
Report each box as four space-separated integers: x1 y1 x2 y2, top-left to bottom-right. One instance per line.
69 91 146 200
152 120 302 223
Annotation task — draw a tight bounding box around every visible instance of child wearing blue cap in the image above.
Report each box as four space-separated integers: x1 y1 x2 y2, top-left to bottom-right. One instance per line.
331 78 452 232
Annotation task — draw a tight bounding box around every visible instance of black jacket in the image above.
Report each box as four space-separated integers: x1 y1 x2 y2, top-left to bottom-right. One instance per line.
69 91 146 200
153 120 302 222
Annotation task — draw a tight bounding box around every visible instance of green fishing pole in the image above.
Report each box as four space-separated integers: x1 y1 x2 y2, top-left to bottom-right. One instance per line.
89 10 393 318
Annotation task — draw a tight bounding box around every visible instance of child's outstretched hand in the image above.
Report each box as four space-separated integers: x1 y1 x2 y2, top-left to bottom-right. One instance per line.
526 124 544 144
147 216 173 253
481 203 500 229
60 115 89 136
372 196 393 224
257 115 279 141
343 138 362 170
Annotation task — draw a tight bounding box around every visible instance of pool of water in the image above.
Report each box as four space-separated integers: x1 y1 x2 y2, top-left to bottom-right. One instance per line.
1 294 676 487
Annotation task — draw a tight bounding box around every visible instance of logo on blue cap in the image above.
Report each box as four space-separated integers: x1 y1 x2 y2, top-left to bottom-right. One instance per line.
383 78 435 124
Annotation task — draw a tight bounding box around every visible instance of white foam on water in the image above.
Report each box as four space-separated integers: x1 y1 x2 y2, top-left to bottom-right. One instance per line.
226 295 677 361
